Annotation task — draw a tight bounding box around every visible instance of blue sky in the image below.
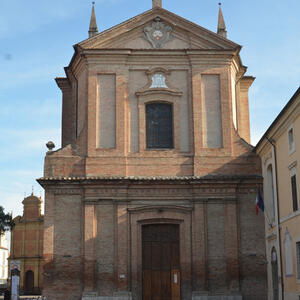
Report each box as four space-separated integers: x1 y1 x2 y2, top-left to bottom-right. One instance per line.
0 0 299 216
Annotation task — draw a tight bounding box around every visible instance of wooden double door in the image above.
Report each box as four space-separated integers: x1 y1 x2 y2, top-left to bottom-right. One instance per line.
142 224 181 300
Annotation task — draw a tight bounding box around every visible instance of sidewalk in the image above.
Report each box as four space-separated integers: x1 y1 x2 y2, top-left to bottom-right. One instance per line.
0 297 43 300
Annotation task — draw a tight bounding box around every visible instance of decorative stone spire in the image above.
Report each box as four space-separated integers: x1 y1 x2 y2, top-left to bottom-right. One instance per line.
217 3 227 38
152 0 162 8
89 2 98 38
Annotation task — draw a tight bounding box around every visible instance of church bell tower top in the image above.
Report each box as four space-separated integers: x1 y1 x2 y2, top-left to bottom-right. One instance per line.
89 2 99 38
152 0 162 8
217 3 227 38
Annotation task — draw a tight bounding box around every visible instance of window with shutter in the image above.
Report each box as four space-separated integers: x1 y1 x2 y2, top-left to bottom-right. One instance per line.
284 229 293 276
297 242 300 279
288 127 295 153
291 174 298 212
271 248 279 300
146 103 173 149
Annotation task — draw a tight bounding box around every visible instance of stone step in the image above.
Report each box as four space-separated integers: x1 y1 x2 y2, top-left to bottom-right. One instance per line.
82 294 242 300
192 296 242 300
82 298 131 300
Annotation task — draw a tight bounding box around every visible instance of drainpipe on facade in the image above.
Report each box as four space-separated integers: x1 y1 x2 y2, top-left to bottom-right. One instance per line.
266 137 284 300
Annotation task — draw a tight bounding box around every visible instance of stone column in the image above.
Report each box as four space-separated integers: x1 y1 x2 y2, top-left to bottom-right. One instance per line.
87 73 98 156
237 76 255 143
224 201 240 292
42 191 55 298
83 204 97 293
115 203 131 297
192 202 208 292
191 68 203 158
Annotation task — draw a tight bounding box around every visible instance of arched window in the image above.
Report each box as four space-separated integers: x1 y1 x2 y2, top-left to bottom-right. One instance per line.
146 103 173 149
24 270 34 294
284 229 293 276
271 248 279 300
267 164 275 219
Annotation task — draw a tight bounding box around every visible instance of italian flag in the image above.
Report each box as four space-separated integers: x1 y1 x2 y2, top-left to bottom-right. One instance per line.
256 189 265 215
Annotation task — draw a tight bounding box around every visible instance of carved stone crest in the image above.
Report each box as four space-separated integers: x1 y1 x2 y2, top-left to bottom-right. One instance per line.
135 67 183 97
144 17 173 48
150 73 168 88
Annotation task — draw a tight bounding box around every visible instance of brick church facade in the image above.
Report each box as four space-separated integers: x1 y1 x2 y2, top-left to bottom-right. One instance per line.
38 1 267 299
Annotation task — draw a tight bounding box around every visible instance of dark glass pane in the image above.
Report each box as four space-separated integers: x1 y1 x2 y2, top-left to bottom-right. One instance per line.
291 175 298 211
146 103 173 149
297 242 300 279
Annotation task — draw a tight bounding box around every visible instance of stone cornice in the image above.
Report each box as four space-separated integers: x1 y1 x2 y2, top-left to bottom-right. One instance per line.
136 88 182 97
13 217 44 224
55 77 71 91
240 76 255 90
79 48 237 56
37 174 262 186
8 256 43 260
78 8 240 50
66 48 240 72
128 205 193 214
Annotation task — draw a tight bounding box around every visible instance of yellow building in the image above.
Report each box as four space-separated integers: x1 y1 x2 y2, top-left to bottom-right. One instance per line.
0 233 9 286
8 194 44 295
256 87 300 300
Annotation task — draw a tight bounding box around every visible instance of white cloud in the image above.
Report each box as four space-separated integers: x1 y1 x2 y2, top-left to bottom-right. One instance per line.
0 0 124 39
0 1 78 38
0 63 66 89
0 128 60 161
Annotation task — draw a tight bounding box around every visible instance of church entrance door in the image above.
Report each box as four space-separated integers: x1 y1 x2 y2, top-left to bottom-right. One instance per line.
142 224 181 300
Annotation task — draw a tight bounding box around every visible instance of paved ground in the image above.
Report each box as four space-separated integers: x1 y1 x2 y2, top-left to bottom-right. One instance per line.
0 296 43 299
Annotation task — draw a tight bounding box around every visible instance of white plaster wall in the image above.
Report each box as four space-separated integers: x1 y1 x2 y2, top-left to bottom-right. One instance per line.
0 234 9 283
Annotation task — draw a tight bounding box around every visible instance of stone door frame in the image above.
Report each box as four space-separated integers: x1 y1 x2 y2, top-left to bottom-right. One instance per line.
128 206 193 300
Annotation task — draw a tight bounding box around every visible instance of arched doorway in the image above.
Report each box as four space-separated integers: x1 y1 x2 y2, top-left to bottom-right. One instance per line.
266 164 275 220
24 270 34 294
271 248 279 300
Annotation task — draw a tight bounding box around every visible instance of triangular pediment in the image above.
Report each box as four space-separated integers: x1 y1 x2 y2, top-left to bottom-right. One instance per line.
78 8 240 51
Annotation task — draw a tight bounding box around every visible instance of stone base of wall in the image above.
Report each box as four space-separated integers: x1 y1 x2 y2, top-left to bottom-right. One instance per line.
82 298 131 300
284 291 300 300
82 292 132 300
82 294 241 300
192 296 242 300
